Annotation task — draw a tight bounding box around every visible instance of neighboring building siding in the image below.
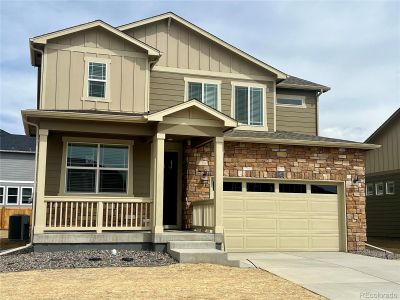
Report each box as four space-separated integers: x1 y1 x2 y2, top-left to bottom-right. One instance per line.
150 71 275 130
123 19 274 77
0 152 35 182
366 171 400 237
42 27 148 113
365 117 400 174
44 133 150 197
276 88 317 135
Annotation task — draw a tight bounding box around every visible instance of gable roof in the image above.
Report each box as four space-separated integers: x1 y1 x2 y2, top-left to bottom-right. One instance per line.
365 108 400 143
277 76 330 92
118 12 287 80
30 20 160 65
0 129 36 153
147 99 238 128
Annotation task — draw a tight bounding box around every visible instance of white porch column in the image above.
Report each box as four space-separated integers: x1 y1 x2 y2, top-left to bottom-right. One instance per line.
34 129 49 234
152 133 165 234
214 136 224 234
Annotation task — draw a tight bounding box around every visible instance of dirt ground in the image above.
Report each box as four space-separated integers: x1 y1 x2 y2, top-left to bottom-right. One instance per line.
368 237 400 254
0 264 324 300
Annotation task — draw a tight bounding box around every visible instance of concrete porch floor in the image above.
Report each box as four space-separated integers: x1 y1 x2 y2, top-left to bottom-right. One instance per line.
227 252 400 300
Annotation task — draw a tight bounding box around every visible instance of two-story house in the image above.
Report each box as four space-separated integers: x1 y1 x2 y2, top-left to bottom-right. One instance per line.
22 12 378 253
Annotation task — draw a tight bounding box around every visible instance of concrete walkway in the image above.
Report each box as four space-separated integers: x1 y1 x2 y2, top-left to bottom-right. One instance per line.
228 252 400 300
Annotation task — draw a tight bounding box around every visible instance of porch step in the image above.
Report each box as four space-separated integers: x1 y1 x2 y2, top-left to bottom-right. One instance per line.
167 241 247 268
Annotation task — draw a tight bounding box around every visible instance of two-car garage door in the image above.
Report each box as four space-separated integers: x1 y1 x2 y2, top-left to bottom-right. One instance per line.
223 180 344 252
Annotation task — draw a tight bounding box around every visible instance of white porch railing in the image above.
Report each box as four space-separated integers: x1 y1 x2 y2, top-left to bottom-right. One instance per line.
44 196 152 232
192 200 214 231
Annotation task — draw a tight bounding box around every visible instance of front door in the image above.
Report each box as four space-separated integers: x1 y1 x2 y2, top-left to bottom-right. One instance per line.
163 152 178 227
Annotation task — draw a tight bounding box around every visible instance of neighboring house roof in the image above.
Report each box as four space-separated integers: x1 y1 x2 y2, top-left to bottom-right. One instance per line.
225 130 379 150
118 12 288 80
0 129 36 153
277 76 330 92
30 19 160 65
365 108 400 143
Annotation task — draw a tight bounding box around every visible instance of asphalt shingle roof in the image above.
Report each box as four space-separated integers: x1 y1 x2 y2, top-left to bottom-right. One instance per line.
0 129 36 153
278 76 330 91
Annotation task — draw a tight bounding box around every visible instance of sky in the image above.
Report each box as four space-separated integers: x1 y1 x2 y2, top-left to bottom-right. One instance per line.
0 0 399 142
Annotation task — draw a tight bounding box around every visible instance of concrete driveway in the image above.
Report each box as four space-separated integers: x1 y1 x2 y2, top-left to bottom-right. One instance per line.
228 252 400 300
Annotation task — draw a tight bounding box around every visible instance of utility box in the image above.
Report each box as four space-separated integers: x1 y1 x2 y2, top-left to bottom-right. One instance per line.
8 215 30 240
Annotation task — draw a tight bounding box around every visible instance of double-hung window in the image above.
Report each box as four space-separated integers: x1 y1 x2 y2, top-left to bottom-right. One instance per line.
234 85 264 126
66 143 129 194
6 187 19 205
88 62 107 98
185 78 220 110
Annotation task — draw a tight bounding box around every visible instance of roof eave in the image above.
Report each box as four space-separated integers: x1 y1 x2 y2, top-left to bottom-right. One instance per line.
277 83 331 92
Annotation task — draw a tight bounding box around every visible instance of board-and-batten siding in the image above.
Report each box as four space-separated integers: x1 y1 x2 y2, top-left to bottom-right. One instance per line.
0 152 35 182
150 71 275 130
123 19 274 77
43 27 148 113
365 117 400 174
276 88 317 135
44 133 150 197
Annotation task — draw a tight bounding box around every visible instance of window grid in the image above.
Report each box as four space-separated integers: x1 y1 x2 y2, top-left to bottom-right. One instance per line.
88 62 107 99
66 143 129 194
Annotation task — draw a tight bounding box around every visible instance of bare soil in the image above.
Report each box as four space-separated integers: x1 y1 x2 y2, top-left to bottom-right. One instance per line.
0 264 324 299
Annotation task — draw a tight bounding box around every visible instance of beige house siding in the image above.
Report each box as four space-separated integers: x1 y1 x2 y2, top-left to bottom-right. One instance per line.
44 132 151 197
123 19 274 77
276 88 317 135
150 71 274 130
365 118 400 174
42 27 148 113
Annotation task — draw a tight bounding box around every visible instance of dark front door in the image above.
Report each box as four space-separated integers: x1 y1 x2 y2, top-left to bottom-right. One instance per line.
163 152 178 226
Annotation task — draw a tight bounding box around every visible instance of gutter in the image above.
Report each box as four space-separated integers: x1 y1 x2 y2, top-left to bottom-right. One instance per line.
0 119 39 256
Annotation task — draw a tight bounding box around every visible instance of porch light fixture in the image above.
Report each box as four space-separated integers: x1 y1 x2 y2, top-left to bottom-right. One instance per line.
352 176 359 184
200 170 209 184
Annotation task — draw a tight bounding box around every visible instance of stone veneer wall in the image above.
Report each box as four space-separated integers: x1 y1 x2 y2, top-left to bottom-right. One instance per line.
183 141 367 251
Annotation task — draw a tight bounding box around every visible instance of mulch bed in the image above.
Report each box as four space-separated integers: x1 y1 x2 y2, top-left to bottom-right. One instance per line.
0 248 176 273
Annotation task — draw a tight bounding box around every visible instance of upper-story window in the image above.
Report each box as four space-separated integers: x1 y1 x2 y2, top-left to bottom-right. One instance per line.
277 94 305 108
386 181 395 195
375 182 384 196
233 83 264 126
184 78 221 110
82 57 111 102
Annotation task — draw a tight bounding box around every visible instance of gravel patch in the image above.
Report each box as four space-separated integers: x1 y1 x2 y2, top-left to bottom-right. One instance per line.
351 248 400 260
0 249 176 273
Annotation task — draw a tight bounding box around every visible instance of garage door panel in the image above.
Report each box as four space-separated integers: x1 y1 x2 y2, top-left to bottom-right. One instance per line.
223 181 341 252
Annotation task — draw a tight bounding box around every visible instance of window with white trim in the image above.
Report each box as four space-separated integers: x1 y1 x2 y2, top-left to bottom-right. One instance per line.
186 79 220 110
366 183 374 196
66 143 129 194
386 181 395 195
276 95 305 107
88 62 107 98
375 182 384 196
6 187 19 205
234 85 263 125
0 187 4 204
21 187 33 205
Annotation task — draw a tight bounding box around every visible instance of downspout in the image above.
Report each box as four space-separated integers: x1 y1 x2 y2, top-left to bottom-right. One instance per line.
316 89 323 136
0 119 39 255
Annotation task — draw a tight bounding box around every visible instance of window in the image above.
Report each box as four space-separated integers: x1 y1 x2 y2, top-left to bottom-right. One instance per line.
311 185 337 194
375 183 384 196
276 95 305 107
279 183 306 193
386 181 395 195
223 182 242 192
186 79 220 110
0 187 4 204
88 62 107 98
366 183 374 196
66 143 129 193
247 182 275 192
234 85 263 125
21 187 33 205
6 187 19 204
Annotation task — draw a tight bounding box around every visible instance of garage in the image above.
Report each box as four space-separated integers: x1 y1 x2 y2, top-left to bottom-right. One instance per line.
223 180 345 252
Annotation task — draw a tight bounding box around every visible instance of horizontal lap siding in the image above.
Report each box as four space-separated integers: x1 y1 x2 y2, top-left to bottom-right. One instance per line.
276 88 317 135
43 28 148 113
366 171 400 237
0 153 35 182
